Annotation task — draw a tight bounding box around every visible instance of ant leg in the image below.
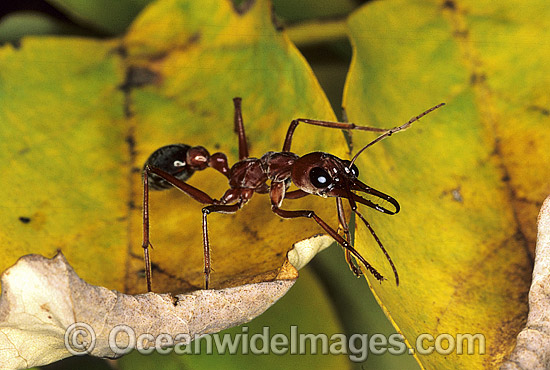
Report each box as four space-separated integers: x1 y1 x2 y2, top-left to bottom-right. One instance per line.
282 118 387 152
142 169 153 292
271 205 385 282
142 165 220 292
284 189 310 200
202 203 241 289
282 103 446 152
233 97 249 160
336 197 362 277
145 165 219 204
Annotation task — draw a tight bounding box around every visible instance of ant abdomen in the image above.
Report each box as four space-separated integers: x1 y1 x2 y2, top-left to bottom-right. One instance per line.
143 144 195 190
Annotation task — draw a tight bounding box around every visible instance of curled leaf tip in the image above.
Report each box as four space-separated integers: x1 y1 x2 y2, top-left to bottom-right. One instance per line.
287 234 334 270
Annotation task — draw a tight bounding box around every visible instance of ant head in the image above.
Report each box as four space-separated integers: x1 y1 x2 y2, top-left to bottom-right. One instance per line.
291 152 358 197
291 151 400 215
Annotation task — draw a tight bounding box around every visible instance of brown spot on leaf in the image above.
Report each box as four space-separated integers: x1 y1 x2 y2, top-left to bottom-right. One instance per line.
233 0 256 15
453 29 469 38
470 72 487 85
171 295 179 306
442 0 456 10
120 67 160 92
528 105 550 116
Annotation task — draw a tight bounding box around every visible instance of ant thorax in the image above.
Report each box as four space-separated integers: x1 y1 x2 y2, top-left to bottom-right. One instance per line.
260 152 300 182
226 152 299 191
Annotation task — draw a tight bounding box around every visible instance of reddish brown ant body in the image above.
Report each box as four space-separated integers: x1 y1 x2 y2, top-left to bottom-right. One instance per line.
142 98 444 291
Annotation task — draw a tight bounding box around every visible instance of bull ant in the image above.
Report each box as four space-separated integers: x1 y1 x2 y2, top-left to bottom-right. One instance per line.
142 98 444 291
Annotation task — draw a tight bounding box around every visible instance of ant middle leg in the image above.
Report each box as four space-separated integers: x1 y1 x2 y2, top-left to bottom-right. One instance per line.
202 203 242 289
284 189 310 200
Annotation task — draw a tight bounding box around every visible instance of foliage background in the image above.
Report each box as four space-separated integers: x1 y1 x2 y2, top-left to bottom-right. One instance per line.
2 0 548 369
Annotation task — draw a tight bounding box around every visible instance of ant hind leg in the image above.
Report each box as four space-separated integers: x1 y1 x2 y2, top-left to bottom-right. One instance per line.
142 165 221 292
233 97 249 160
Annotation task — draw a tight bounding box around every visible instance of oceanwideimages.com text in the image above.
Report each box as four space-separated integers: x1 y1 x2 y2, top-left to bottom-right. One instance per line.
65 323 486 362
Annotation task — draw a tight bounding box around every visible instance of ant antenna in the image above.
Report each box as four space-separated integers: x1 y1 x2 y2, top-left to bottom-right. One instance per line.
348 103 445 167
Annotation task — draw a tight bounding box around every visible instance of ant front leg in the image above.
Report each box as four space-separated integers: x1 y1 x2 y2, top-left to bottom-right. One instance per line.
269 182 384 282
142 165 220 292
336 197 362 277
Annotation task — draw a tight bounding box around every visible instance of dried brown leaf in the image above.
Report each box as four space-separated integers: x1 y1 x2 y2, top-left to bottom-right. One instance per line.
502 195 550 369
0 252 297 369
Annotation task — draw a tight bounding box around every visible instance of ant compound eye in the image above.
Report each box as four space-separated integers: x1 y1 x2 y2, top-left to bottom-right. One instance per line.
350 164 359 178
343 160 359 178
309 167 332 188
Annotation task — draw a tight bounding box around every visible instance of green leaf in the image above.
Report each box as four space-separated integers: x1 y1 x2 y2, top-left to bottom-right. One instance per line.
45 0 154 34
312 247 420 369
272 0 356 22
0 12 86 43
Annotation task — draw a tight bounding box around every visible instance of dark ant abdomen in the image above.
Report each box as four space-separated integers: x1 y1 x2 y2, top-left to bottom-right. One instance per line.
143 144 195 190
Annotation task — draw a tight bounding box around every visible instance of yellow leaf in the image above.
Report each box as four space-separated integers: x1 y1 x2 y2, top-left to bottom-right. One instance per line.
344 0 547 368
0 0 345 295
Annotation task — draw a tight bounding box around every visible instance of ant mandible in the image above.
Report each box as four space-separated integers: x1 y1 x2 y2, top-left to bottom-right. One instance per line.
142 98 445 291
